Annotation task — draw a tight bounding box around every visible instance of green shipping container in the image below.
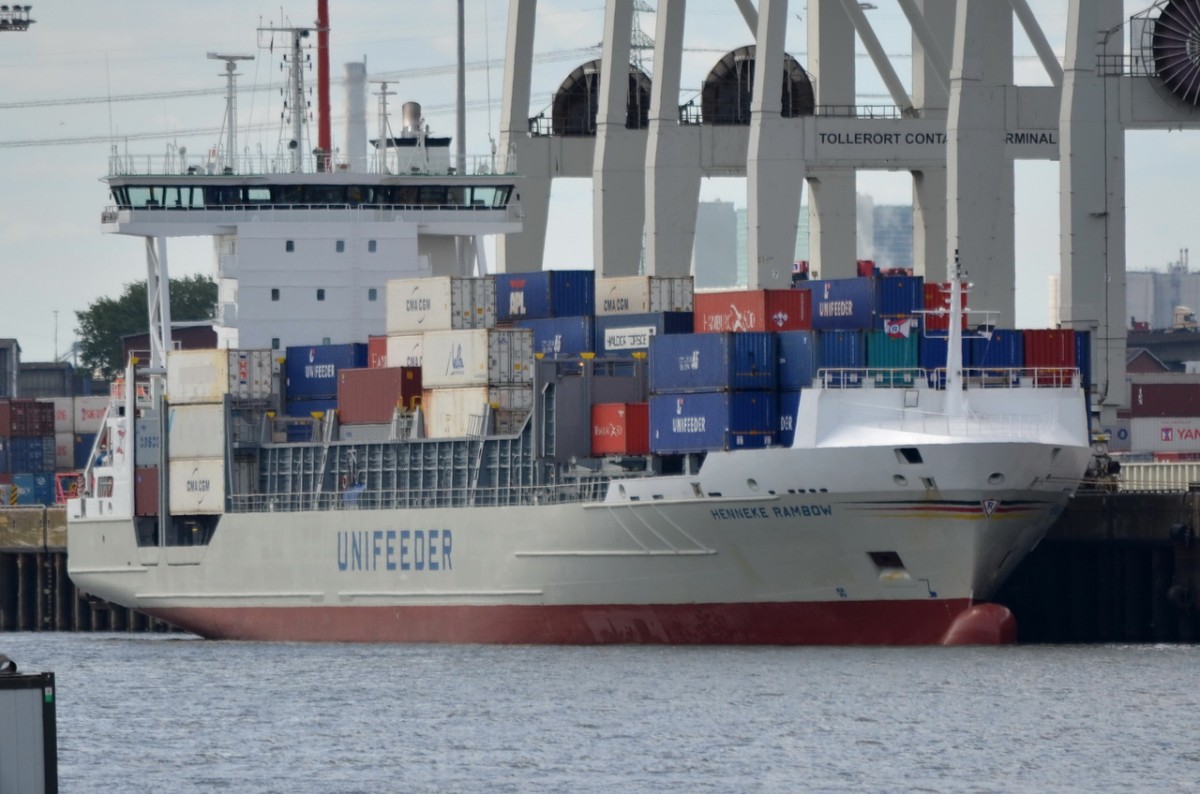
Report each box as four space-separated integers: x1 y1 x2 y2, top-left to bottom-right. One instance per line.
866 330 920 387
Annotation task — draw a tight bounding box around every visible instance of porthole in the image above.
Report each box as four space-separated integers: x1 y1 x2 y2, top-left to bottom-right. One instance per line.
988 472 1005 485
747 479 759 491
893 475 908 486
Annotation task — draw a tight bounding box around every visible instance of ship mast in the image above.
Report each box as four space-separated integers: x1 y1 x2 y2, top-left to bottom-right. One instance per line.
945 250 966 418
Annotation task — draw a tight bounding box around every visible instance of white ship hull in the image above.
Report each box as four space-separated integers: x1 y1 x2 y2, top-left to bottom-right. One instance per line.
68 424 1090 644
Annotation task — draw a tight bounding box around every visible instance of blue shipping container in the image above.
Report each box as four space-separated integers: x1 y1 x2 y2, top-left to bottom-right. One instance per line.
284 397 338 419
285 343 368 400
516 316 594 358
777 390 802 447
7 436 55 473
0 440 8 473
876 275 925 316
649 391 778 454
777 331 818 391
968 329 1025 370
13 473 53 506
495 270 595 321
649 333 778 394
74 433 97 469
594 312 694 358
803 278 877 330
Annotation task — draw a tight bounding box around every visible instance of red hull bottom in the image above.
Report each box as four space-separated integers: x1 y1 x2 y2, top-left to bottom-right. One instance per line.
148 599 1017 645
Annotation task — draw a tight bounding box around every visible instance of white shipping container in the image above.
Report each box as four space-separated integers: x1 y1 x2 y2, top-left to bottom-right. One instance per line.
74 396 110 433
1129 416 1200 453
422 387 490 438
386 334 424 368
40 397 74 433
420 386 533 438
168 457 225 514
168 403 226 459
386 276 496 334
135 418 162 467
421 328 533 389
55 432 74 469
595 276 694 315
167 349 273 404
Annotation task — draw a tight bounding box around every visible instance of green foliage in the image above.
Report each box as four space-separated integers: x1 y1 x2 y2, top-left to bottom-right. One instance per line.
75 274 217 379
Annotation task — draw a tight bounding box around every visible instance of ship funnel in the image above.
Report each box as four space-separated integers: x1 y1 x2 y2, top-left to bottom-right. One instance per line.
401 102 422 138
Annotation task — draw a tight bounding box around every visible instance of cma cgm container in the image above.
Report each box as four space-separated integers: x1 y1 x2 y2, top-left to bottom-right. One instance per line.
693 289 811 332
515 316 594 358
285 343 368 400
495 270 594 321
778 331 818 391
595 276 693 315
337 367 422 424
385 334 423 368
421 328 534 388
591 402 650 456
385 275 496 333
923 282 968 331
649 391 778 453
593 312 694 358
168 349 274 405
1130 382 1200 418
802 278 877 330
649 333 777 394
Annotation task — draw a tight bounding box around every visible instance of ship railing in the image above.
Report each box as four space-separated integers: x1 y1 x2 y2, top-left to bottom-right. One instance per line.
102 203 523 224
106 151 517 178
226 479 615 513
815 367 1080 390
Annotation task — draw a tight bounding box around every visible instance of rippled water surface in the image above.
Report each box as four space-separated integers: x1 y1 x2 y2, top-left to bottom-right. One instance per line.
4 635 1200 792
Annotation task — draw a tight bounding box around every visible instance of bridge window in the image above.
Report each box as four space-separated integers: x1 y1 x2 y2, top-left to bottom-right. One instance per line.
276 185 304 205
245 187 271 204
305 185 345 204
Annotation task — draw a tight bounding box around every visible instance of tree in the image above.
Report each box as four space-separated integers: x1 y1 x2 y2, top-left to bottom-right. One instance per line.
75 274 217 379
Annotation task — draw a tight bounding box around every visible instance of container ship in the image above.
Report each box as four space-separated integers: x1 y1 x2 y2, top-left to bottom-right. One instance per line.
63 13 1091 644
65 266 1092 644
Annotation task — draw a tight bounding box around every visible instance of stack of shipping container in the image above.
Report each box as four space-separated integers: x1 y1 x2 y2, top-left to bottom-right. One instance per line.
164 349 273 515
0 400 55 505
586 276 694 456
1126 378 1200 459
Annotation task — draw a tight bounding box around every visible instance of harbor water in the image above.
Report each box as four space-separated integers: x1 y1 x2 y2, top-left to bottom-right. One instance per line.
3 634 1199 792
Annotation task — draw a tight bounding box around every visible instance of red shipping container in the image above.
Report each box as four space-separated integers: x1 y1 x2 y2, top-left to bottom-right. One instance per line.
337 367 423 424
592 402 650 456
135 466 159 517
1130 382 1200 418
368 335 388 368
1023 329 1076 386
0 400 55 438
693 290 811 333
923 283 968 331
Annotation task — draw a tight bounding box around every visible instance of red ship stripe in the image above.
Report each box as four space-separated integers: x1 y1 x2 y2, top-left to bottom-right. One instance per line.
146 598 1006 645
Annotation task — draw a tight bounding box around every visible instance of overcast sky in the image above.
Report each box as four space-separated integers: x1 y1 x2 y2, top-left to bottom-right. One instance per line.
1 0 1195 362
